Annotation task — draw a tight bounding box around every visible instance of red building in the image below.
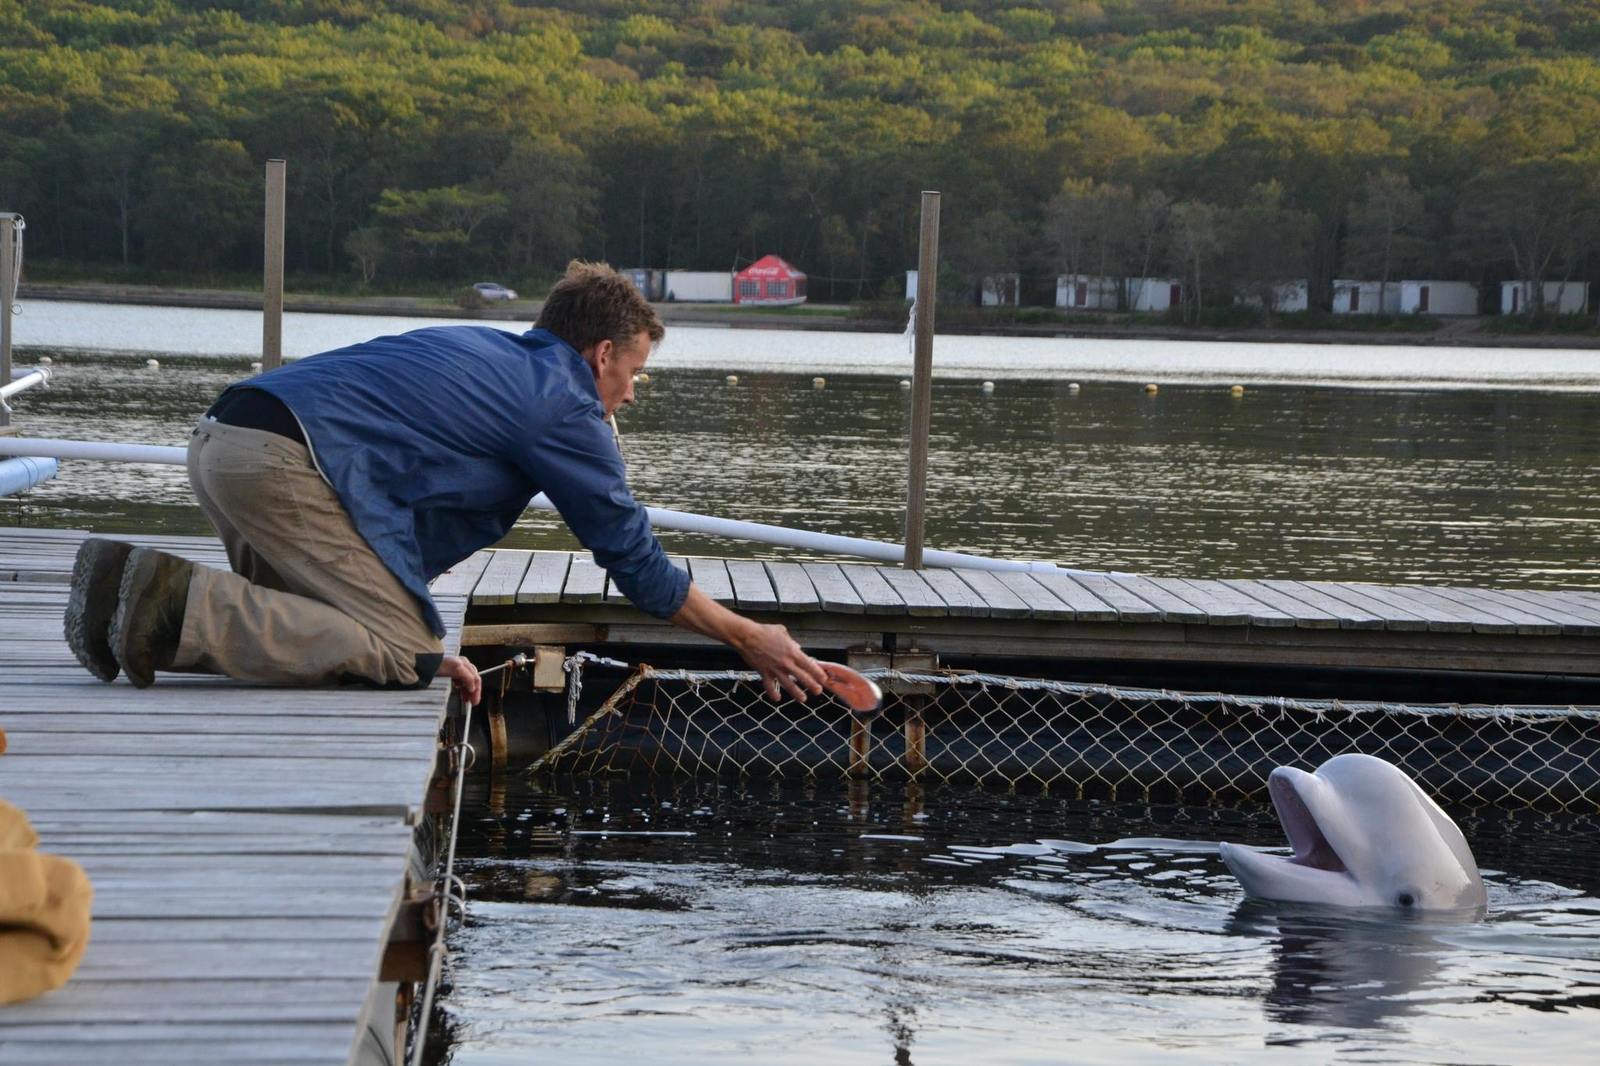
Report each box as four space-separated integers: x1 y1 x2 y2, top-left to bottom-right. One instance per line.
733 254 807 306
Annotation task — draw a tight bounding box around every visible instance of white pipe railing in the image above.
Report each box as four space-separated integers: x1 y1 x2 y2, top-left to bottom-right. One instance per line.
0 437 183 464
526 496 1067 573
0 436 1081 574
0 366 51 401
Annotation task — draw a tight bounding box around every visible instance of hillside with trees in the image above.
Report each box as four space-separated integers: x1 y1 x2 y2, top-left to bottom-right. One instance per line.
5 0 1600 317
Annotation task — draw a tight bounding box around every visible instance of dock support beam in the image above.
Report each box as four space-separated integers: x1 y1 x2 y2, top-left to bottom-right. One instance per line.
903 190 940 570
263 159 285 371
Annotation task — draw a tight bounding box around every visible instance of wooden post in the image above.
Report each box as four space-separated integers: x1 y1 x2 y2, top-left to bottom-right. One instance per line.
849 713 872 779
903 695 927 776
486 668 510 772
262 160 286 370
0 213 16 431
903 191 940 569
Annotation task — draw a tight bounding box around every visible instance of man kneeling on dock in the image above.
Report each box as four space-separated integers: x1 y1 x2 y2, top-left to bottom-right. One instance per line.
63 261 827 705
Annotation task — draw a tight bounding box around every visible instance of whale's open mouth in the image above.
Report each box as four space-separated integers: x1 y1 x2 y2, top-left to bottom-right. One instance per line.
1269 771 1347 873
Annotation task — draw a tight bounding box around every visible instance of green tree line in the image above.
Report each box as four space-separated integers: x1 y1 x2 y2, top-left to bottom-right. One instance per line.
6 0 1600 314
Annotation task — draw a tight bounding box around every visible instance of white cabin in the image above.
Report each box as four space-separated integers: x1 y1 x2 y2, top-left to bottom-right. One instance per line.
1331 279 1402 315
1055 274 1121 310
1124 277 1182 312
1401 280 1477 316
1500 280 1589 315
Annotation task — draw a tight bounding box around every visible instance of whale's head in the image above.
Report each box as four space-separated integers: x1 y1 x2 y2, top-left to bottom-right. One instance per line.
1219 754 1486 913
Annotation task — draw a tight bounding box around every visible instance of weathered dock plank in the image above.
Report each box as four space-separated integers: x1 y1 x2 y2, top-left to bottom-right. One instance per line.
916 567 991 617
800 562 865 614
840 564 906 615
764 561 821 612
877 567 948 617
687 556 735 604
515 550 571 604
0 527 464 1065
726 559 779 612
951 568 1031 619
471 549 532 605
560 554 608 603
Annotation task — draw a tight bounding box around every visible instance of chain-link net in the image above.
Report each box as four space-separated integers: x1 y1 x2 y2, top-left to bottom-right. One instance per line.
531 660 1600 811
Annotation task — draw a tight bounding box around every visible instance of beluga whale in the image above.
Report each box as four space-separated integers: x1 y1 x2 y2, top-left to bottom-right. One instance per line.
1219 753 1486 913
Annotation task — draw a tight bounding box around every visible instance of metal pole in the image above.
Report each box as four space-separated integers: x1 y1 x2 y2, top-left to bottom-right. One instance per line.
0 213 16 431
903 191 940 569
263 159 286 370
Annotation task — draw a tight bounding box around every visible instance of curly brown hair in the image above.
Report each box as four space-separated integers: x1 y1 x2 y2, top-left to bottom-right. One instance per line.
535 260 664 354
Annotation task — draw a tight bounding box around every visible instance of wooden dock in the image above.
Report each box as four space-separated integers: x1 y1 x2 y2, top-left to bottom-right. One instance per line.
452 549 1600 678
0 527 467 1064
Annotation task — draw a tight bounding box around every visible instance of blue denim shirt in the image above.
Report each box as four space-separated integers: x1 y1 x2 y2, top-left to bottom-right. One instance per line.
236 326 689 637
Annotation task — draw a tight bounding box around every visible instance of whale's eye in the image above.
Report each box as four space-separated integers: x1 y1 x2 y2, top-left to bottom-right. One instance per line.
1397 892 1416 908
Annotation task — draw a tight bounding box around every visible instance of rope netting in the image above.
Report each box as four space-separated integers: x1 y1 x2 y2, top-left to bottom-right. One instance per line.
533 659 1600 811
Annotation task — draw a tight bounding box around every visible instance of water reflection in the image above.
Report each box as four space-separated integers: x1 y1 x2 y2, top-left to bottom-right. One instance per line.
1229 902 1452 1032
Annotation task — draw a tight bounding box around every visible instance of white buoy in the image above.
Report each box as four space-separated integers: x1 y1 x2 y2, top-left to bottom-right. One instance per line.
812 376 826 389
981 380 995 393
146 359 160 370
899 379 911 389
37 356 51 366
1067 382 1080 393
1230 384 1245 396
1145 382 1158 395
725 374 739 385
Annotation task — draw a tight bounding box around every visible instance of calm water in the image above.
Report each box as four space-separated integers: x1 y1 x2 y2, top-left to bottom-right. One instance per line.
7 347 1600 588
11 305 1600 1064
435 777 1600 1066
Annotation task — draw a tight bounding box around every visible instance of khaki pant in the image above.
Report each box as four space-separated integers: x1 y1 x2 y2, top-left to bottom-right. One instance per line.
174 419 441 686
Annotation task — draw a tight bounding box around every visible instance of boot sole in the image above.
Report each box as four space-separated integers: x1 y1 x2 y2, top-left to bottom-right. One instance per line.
64 538 133 682
109 548 162 689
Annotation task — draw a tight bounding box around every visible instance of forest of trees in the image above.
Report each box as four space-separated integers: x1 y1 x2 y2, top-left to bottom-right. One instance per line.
6 0 1600 315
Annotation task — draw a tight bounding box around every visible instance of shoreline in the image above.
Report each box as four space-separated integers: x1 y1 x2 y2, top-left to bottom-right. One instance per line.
18 281 1600 349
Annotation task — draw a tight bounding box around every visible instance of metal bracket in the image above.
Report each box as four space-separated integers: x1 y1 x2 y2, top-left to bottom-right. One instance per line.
847 646 937 695
532 644 567 691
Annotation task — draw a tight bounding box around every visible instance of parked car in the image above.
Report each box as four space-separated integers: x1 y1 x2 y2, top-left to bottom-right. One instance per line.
472 281 518 301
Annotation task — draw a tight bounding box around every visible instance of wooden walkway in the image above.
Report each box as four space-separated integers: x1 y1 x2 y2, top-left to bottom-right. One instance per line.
0 527 466 1064
452 549 1600 677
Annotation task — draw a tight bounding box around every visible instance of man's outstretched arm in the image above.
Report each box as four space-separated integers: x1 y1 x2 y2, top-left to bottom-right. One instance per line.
670 583 827 702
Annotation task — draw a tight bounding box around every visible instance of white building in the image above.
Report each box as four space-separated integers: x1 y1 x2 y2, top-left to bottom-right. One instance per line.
1331 279 1402 314
1400 280 1477 315
1055 274 1122 310
662 270 733 302
1125 276 1182 312
1500 280 1589 315
1235 279 1309 312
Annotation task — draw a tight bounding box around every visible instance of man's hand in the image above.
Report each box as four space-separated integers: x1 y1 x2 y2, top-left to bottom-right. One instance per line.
734 621 828 702
669 583 827 702
439 654 482 706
